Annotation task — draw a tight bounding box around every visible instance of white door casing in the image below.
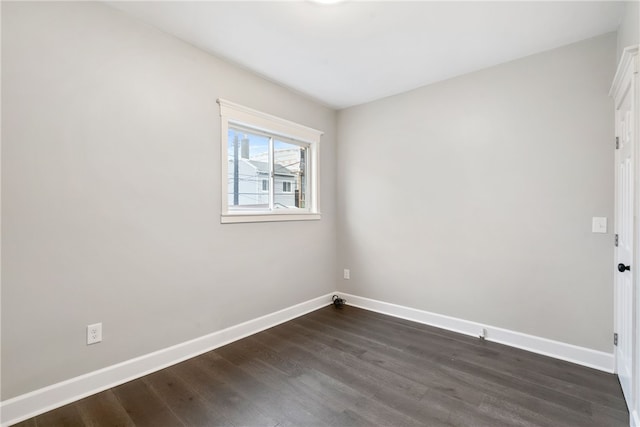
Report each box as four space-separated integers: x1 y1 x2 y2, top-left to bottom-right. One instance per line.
615 82 634 409
611 45 639 423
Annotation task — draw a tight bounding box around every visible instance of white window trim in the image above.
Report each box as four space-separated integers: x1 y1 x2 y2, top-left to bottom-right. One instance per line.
218 99 322 224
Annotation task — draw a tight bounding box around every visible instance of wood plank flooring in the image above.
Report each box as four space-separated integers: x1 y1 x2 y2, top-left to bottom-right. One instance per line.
12 305 628 426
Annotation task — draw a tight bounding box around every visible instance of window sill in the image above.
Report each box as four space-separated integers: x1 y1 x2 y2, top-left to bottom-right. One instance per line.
221 213 321 224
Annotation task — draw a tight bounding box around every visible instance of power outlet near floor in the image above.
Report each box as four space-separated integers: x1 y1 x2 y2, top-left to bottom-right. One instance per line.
87 323 102 345
343 269 350 279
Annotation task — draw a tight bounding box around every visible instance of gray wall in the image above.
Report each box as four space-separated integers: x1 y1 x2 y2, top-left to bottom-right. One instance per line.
337 33 616 352
617 1 639 60
1 1 336 399
0 0 624 402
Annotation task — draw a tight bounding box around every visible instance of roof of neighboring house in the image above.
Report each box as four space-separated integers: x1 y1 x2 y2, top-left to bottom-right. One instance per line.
247 160 295 177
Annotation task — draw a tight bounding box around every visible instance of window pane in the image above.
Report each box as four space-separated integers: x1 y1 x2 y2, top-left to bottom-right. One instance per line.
227 127 270 210
274 140 307 209
220 99 321 222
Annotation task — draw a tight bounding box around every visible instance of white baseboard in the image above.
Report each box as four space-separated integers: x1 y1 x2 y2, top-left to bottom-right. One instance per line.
0 293 335 427
340 293 615 373
1 291 617 426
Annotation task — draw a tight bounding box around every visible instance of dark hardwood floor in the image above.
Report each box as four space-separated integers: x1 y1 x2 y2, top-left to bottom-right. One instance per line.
12 305 628 426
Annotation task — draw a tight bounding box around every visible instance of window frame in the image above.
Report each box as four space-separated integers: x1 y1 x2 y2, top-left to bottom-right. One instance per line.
218 99 322 223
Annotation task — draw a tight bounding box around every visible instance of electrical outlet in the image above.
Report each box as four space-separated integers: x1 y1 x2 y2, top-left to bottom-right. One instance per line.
343 269 350 280
87 323 102 345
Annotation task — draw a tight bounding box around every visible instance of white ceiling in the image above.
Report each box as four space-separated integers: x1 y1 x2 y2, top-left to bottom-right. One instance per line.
107 1 625 109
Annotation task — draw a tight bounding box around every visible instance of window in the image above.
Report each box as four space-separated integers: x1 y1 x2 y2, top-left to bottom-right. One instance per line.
218 99 322 223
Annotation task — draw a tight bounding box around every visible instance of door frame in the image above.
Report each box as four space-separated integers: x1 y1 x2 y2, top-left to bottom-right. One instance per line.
611 45 639 427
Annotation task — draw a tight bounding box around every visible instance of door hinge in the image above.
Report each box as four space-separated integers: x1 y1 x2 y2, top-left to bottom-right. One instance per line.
615 234 619 247
616 136 620 149
614 333 618 346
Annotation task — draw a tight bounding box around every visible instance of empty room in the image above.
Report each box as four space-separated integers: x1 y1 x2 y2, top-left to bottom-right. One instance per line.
2 1 640 426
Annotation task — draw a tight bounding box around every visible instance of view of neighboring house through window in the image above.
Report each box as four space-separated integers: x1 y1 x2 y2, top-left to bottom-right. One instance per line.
227 126 308 211
218 98 321 223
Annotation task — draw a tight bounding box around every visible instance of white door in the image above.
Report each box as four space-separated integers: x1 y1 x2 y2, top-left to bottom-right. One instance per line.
614 62 636 410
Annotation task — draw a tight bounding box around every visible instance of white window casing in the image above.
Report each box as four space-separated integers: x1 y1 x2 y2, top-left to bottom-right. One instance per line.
218 99 322 223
